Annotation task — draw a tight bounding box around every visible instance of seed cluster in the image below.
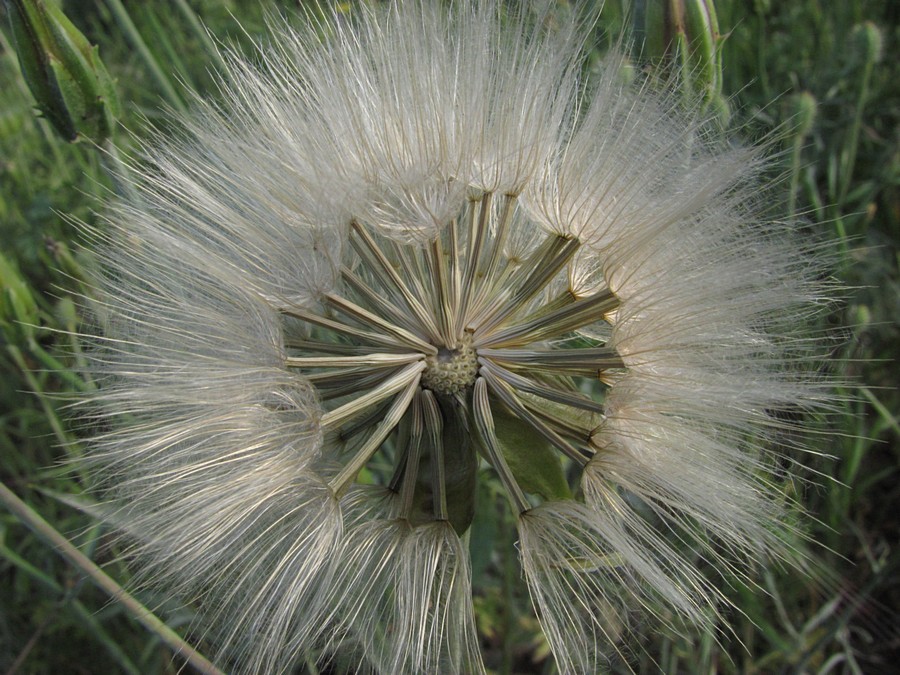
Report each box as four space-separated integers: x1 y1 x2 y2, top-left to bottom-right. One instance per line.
422 335 479 395
281 192 624 518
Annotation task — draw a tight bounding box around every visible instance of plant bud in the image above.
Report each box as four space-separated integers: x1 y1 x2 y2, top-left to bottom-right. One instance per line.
850 21 883 66
636 0 729 123
7 0 120 142
789 91 818 138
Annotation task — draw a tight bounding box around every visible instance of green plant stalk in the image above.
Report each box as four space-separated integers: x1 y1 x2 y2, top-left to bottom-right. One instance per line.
18 337 93 391
787 134 804 219
501 512 515 675
838 32 877 204
7 345 71 448
0 542 142 674
102 0 186 112
754 13 770 98
859 386 900 440
144 8 197 92
0 481 224 675
172 0 229 74
787 93 817 219
802 170 827 224
6 0 120 142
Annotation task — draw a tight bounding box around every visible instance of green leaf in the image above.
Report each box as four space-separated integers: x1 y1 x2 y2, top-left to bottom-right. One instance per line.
493 408 571 502
0 249 40 340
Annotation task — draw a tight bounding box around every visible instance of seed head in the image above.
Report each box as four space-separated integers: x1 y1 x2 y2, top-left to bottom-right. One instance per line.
81 2 834 673
422 336 479 396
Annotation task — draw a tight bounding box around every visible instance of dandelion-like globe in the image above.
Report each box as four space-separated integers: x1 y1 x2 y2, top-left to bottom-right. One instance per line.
83 2 832 673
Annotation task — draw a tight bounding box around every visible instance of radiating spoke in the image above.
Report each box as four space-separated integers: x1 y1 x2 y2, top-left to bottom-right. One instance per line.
469 193 517 314
446 215 462 335
396 390 425 519
285 353 423 369
477 358 604 414
480 365 590 466
328 372 422 496
325 292 437 354
350 220 441 341
478 346 623 377
321 361 426 430
421 389 448 521
456 194 492 333
471 378 530 513
342 267 423 335
312 368 399 401
335 399 393 441
388 407 413 494
479 289 619 347
425 236 455 348
283 339 377 355
470 234 581 335
282 306 410 351
529 404 600 446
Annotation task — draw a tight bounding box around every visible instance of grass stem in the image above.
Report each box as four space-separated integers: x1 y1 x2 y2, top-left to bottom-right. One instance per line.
0 482 224 675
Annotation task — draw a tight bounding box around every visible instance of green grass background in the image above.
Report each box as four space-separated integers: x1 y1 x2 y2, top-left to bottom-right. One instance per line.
1 1 897 673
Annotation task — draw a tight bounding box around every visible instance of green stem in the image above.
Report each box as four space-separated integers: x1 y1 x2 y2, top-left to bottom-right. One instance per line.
837 47 874 205
787 133 804 219
860 386 900 440
7 345 72 449
102 0 186 112
0 482 224 675
172 0 229 74
1 541 142 674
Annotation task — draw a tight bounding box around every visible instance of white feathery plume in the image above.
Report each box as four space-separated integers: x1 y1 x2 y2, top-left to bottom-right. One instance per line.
323 517 482 674
80 1 836 673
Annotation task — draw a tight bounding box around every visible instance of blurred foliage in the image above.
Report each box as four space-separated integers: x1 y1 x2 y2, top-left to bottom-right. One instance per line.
1 0 897 673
